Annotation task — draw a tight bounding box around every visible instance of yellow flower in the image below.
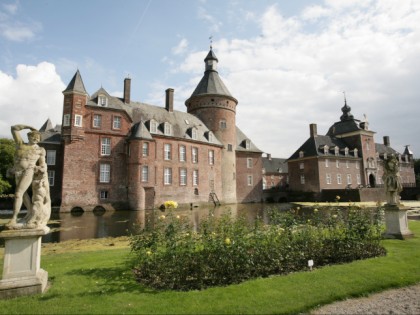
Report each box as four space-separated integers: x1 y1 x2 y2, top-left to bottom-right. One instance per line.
176 215 181 219
332 214 338 219
314 208 318 213
159 215 166 220
225 238 231 245
146 250 152 256
336 195 341 200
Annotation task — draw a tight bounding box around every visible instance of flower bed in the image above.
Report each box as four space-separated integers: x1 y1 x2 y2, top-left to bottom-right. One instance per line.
130 205 386 291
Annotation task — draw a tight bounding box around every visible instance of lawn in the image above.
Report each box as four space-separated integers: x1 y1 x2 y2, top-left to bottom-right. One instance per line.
0 221 419 314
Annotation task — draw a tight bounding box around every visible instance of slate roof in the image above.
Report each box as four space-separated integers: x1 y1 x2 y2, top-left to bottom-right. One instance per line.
288 135 358 160
375 143 399 156
263 157 288 173
63 70 88 95
236 127 262 153
39 120 62 144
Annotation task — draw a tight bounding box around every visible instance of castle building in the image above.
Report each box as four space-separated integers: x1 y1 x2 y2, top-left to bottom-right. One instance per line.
262 154 288 190
40 48 263 212
287 99 416 200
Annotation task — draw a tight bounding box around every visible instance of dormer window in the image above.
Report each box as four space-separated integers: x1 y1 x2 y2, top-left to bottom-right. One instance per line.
245 140 250 150
191 127 198 140
344 147 349 156
164 122 172 136
150 120 158 134
98 95 108 107
299 151 304 158
383 153 387 160
323 145 329 155
354 148 358 157
334 147 339 156
207 131 214 143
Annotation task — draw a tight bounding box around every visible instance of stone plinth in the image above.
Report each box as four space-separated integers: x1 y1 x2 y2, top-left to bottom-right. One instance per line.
0 227 49 299
383 205 414 240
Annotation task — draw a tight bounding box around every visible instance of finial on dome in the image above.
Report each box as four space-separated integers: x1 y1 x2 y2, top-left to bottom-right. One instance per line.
340 91 354 121
209 35 213 50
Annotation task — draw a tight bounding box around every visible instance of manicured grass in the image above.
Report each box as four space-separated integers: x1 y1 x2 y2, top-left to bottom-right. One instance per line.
0 221 419 314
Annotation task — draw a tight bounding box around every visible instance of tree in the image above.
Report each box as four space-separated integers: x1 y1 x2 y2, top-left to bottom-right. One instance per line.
0 138 15 194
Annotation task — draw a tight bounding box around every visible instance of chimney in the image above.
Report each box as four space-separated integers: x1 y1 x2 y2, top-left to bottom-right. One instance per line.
310 123 317 137
165 88 174 112
266 153 272 160
124 77 131 104
383 136 390 147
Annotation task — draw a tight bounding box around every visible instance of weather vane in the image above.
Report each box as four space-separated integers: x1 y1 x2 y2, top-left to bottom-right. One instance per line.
209 35 213 49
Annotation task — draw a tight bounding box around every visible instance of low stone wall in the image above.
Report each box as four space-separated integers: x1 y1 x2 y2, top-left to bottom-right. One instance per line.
321 188 385 203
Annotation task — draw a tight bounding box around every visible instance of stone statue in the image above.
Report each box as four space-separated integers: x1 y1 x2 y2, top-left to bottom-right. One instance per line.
382 154 403 206
6 124 51 229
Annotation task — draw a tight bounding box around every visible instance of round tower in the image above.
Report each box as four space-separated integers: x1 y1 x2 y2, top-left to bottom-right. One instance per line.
185 48 238 203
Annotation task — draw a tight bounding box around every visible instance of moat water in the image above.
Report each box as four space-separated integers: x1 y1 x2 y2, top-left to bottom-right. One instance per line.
0 203 293 243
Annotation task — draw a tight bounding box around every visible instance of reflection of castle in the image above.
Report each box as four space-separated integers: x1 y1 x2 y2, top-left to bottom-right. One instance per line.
40 48 263 211
287 100 416 197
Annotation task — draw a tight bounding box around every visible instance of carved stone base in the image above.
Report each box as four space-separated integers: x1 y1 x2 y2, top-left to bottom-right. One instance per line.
383 205 414 240
0 227 50 299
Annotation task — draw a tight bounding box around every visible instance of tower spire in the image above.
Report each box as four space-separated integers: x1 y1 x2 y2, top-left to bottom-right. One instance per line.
340 91 353 121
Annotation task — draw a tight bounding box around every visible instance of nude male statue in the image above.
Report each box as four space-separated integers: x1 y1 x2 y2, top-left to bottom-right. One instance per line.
7 124 47 228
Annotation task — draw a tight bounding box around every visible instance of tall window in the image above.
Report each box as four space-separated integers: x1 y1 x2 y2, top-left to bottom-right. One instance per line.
245 140 250 149
141 166 149 182
247 175 253 186
74 114 83 127
356 161 360 169
325 159 329 168
180 168 187 186
150 120 158 133
193 170 199 186
299 162 304 170
99 164 111 183
208 132 214 143
220 120 227 129
191 127 198 140
101 138 111 156
346 160 349 168
164 144 172 160
48 170 55 186
179 145 186 162
334 147 339 156
299 151 304 158
337 174 342 184
227 144 233 152
98 96 107 107
192 147 198 163
164 122 172 136
300 175 305 184
93 114 102 128
208 150 214 165
142 142 149 157
336 160 340 168
46 150 56 165
247 158 253 168
113 116 121 129
164 168 172 185
357 174 361 185
63 114 70 126
347 174 352 185
326 173 331 184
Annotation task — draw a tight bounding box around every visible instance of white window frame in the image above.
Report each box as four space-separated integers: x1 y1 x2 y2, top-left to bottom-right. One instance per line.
326 173 331 185
113 116 121 129
208 132 214 143
299 151 304 158
357 174 361 185
164 144 171 160
247 158 253 169
179 145 186 162
299 162 304 170
191 127 198 140
164 122 172 136
74 114 83 127
98 95 108 107
336 160 340 168
93 114 102 128
354 148 358 157
46 150 56 165
347 174 352 185
193 169 199 186
334 147 339 156
192 147 198 163
300 175 305 184
323 145 329 155
164 167 172 185
209 150 214 165
142 142 149 157
99 164 111 183
101 137 111 156
180 168 187 186
325 159 329 168
247 175 253 186
150 120 158 133
47 170 55 186
337 174 342 184
63 114 70 126
141 166 149 182
245 140 250 150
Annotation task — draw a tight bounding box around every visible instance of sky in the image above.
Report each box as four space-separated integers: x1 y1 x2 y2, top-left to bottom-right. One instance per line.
0 0 419 158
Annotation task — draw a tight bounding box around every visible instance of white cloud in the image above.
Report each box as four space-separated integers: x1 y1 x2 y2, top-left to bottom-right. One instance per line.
171 0 420 157
0 62 65 138
197 6 222 33
172 38 189 55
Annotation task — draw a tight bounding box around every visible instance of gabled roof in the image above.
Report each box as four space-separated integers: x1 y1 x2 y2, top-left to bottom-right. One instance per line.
39 118 54 132
375 143 399 156
63 70 88 95
236 127 263 153
263 157 288 173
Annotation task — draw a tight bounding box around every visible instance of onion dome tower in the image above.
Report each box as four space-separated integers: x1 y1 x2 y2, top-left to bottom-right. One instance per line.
185 47 238 203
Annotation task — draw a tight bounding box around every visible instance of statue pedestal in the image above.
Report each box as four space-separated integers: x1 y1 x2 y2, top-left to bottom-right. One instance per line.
383 205 414 240
0 227 50 299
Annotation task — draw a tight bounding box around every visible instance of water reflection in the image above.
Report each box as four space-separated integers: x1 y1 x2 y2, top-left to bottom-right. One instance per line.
39 203 293 243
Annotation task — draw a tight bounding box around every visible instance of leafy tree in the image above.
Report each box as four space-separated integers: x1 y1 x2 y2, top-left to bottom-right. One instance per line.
0 138 15 194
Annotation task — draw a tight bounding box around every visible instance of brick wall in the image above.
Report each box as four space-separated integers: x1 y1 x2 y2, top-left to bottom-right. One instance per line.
236 151 263 203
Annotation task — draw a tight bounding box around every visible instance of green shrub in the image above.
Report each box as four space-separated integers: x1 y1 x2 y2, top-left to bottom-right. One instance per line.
130 205 386 291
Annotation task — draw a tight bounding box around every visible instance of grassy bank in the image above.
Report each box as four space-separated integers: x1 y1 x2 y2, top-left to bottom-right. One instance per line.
0 221 419 314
